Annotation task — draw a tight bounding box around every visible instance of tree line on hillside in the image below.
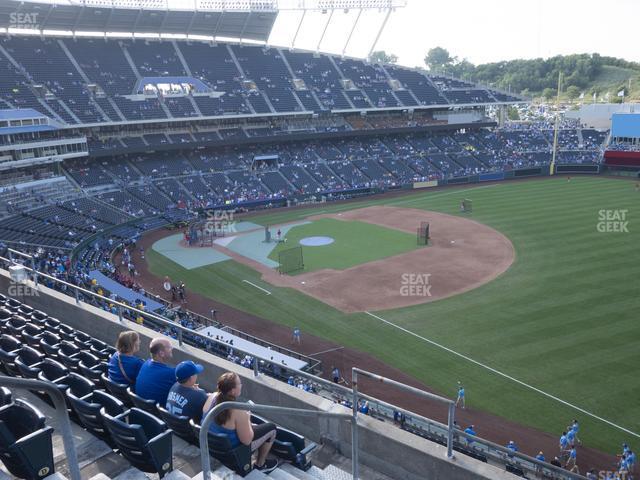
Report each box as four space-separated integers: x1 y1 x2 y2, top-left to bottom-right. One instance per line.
368 47 640 99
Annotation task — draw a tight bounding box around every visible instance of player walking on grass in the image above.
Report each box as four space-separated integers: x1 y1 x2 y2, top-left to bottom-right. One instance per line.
292 327 301 345
456 382 465 409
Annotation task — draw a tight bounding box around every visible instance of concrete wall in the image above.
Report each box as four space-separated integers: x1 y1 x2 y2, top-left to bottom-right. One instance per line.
0 270 517 480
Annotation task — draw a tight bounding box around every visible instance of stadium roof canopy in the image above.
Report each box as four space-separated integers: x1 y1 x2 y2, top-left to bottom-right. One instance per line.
0 0 279 40
0 0 404 41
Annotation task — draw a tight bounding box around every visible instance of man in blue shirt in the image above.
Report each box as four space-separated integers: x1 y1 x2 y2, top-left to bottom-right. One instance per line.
135 338 176 405
166 361 208 423
463 424 476 445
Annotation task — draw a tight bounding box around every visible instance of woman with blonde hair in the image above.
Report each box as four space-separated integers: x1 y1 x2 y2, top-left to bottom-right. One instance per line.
202 372 278 473
107 330 144 385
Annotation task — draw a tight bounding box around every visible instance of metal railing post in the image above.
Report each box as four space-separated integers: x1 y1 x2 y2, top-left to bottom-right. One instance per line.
447 402 455 459
352 368 457 462
31 257 38 287
74 285 80 304
118 304 123 323
253 358 259 377
1 377 81 480
351 368 360 480
178 328 183 346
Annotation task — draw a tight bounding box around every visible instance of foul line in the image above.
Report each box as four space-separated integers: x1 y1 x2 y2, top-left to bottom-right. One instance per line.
310 346 345 356
242 280 271 295
364 311 640 439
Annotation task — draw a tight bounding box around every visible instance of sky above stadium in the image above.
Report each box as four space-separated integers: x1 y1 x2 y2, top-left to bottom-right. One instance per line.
269 0 639 67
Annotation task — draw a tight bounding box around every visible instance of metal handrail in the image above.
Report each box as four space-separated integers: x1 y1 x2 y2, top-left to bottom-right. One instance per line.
351 368 456 477
0 377 81 480
198 401 354 480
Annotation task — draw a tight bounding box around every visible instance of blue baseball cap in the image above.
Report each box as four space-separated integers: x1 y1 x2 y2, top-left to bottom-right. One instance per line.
176 360 204 382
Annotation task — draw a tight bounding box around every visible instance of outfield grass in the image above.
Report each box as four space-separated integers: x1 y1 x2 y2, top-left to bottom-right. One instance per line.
267 218 419 274
146 176 640 453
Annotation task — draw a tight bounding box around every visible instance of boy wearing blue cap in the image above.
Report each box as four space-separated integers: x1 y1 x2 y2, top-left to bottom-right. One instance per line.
166 360 209 423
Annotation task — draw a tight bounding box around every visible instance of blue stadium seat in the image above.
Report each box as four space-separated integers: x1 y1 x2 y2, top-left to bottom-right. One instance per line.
0 399 55 480
101 373 134 407
190 420 252 477
127 387 161 417
0 387 11 407
0 334 22 376
157 405 198 444
67 390 125 445
20 324 44 348
14 346 46 379
251 414 316 470
38 331 62 358
103 408 173 477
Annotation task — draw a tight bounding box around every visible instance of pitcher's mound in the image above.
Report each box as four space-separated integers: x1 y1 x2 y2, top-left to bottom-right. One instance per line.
299 236 335 246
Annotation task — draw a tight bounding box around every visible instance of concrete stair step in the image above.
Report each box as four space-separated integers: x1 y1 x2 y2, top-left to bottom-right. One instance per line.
279 463 318 480
112 467 151 480
266 467 298 480
191 465 267 480
319 465 351 480
305 466 326 479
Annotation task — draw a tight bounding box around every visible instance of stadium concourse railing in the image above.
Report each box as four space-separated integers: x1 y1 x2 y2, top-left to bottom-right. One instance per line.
0 254 587 480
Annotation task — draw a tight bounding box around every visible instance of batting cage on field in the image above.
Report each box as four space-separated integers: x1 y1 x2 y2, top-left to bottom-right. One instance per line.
417 221 430 245
278 246 304 274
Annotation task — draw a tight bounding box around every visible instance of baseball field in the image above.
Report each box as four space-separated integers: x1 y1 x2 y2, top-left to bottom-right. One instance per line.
142 176 640 458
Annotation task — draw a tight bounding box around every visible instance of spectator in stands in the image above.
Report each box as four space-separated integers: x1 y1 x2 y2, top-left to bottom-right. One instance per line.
135 337 176 405
107 331 144 386
203 372 279 473
166 360 209 423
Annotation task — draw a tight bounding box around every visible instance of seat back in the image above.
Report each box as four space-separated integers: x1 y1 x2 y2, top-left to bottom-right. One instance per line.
0 334 22 376
15 347 45 379
68 390 125 443
64 373 95 399
190 421 252 476
101 373 133 406
57 341 81 371
157 406 197 444
79 361 107 388
103 408 173 477
251 414 305 462
6 316 27 337
0 386 11 406
21 324 43 347
0 400 54 480
38 358 68 382
39 332 61 357
127 388 160 417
